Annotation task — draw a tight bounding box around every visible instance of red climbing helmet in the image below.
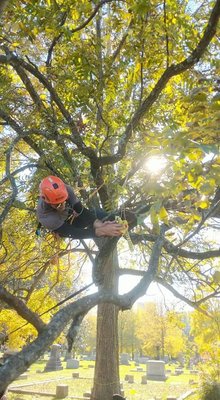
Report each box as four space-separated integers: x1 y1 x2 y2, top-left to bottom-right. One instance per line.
39 176 68 204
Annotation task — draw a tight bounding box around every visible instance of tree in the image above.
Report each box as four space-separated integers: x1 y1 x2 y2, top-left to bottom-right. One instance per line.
0 1 220 399
118 309 140 358
190 299 220 378
135 303 186 360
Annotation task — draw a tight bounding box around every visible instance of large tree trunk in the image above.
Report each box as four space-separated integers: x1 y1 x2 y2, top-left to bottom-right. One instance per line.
91 244 121 400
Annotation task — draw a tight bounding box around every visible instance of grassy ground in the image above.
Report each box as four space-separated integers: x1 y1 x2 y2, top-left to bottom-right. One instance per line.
6 359 199 400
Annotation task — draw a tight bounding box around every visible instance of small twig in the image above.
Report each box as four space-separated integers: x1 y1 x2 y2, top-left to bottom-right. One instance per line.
177 199 220 247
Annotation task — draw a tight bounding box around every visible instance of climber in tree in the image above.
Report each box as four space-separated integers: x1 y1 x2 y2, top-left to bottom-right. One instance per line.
37 176 124 240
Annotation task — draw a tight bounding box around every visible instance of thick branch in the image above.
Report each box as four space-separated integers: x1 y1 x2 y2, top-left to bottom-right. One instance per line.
118 268 213 316
120 225 168 307
11 62 45 109
0 285 46 332
67 313 86 352
131 233 220 260
0 291 133 391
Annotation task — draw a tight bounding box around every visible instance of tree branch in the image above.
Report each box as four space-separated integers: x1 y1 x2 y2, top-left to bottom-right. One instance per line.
118 268 214 316
0 139 19 225
0 163 38 186
0 285 46 332
70 0 118 34
0 290 137 391
99 0 220 165
155 277 212 316
109 18 134 67
120 225 168 307
9 60 45 109
67 313 86 352
131 232 220 260
177 199 220 247
0 52 98 162
163 0 170 68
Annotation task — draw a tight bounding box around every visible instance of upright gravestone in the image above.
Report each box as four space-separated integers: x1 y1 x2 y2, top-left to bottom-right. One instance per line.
146 360 166 381
66 359 79 369
120 353 130 365
44 344 63 372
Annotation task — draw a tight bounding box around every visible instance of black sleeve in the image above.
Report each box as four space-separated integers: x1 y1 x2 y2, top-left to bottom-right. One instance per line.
73 203 97 228
54 222 96 239
54 204 97 239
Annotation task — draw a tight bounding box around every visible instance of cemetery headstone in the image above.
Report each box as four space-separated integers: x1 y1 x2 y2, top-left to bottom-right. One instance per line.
66 359 79 369
87 353 96 361
44 344 63 372
139 356 149 364
146 360 166 381
127 375 134 383
56 385 68 399
134 353 140 363
120 353 130 365
141 376 147 384
174 368 183 375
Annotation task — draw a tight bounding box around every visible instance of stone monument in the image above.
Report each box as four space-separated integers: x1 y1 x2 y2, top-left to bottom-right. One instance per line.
146 360 166 381
66 358 79 369
120 353 130 365
44 344 63 372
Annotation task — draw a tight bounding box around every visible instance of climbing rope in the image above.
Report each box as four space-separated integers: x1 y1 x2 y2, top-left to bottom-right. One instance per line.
115 216 134 251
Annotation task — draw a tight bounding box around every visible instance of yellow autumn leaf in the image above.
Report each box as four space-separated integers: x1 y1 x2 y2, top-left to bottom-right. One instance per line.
187 172 194 182
194 200 209 209
188 150 203 160
159 206 169 223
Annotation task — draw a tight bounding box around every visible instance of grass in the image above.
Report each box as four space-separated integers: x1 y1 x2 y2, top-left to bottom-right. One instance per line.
6 359 199 400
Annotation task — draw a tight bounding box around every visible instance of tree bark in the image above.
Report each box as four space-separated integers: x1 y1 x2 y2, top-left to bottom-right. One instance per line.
92 243 121 400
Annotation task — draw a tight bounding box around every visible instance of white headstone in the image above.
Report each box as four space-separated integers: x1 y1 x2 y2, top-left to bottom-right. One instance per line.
66 359 79 369
146 360 166 381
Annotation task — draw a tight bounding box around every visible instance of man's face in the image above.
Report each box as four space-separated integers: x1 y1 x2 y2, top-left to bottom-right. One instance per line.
50 201 66 211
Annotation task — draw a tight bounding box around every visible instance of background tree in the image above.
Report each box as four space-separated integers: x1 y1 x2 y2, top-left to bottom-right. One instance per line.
0 1 220 399
190 299 220 379
118 309 140 358
135 303 186 360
